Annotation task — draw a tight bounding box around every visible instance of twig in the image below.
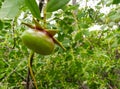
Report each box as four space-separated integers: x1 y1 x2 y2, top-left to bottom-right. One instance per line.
26 67 30 89
12 18 17 49
26 51 38 89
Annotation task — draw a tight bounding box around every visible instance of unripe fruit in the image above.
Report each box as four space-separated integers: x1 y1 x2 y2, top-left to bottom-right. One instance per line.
21 28 55 55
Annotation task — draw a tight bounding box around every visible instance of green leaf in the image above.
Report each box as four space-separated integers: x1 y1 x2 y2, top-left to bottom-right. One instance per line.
109 13 120 22
113 0 120 4
79 23 89 28
0 20 3 29
75 31 83 41
25 0 40 19
46 0 70 12
0 0 4 8
0 0 24 19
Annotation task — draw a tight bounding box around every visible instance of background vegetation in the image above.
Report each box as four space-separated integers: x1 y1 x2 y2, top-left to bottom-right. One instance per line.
0 0 120 89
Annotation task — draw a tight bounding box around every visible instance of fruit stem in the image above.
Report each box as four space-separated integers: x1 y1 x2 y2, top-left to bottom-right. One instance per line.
33 18 44 30
28 51 38 89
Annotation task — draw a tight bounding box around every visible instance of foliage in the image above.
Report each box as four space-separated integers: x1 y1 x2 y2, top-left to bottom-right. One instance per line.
0 0 120 89
113 0 120 4
25 0 40 19
0 0 24 19
46 0 70 12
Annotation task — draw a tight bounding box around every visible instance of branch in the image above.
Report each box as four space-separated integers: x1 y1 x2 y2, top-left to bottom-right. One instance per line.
26 51 38 89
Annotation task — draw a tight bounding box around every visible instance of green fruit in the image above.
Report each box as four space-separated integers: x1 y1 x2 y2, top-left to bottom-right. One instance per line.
21 28 55 55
